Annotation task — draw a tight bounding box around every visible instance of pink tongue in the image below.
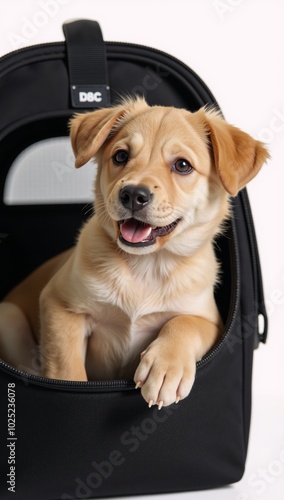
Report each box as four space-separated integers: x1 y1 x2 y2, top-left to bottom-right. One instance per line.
120 219 152 243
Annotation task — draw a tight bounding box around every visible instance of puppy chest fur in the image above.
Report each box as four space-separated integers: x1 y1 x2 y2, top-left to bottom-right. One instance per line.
84 306 174 380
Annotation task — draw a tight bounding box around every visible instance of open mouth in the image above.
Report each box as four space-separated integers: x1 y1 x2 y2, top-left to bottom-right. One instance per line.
118 218 181 247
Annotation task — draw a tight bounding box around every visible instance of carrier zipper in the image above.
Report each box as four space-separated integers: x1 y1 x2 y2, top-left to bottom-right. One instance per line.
0 41 61 64
0 360 135 391
0 39 203 74
197 214 240 368
0 40 218 108
239 190 268 344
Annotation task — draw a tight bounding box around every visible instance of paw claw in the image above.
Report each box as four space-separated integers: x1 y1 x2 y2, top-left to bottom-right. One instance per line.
148 399 154 408
158 400 163 410
135 381 142 389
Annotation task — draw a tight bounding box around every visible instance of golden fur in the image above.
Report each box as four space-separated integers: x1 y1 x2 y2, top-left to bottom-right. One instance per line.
0 98 269 408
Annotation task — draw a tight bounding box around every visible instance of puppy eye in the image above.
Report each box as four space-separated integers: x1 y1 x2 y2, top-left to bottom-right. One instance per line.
172 159 194 175
113 150 129 165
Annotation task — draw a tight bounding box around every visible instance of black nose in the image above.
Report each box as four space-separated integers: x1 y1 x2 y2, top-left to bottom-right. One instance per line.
119 185 152 212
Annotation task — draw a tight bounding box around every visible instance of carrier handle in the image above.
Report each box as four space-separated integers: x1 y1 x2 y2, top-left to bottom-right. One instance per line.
63 20 110 109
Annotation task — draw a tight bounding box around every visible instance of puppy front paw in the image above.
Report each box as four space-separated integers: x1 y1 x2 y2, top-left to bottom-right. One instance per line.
134 338 196 408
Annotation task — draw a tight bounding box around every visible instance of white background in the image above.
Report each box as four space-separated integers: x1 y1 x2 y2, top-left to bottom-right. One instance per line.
1 1 284 499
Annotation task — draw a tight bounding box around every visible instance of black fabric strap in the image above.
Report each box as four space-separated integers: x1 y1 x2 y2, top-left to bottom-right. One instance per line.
63 20 110 108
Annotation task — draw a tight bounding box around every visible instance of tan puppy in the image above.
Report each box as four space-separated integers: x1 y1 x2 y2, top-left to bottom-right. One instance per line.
0 98 269 408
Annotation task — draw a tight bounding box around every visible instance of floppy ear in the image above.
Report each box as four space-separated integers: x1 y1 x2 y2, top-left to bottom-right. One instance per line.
70 106 127 168
201 110 270 196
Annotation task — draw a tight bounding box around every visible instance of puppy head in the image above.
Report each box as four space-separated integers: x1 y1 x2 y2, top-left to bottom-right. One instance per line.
70 98 269 256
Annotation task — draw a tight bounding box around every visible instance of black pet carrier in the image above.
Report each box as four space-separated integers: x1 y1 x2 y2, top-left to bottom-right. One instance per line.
0 20 268 500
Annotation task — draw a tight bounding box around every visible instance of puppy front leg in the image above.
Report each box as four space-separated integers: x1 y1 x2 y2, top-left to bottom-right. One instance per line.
134 316 221 408
40 293 87 381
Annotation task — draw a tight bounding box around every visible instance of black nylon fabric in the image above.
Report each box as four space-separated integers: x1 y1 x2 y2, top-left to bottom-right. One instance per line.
0 19 266 499
63 20 109 86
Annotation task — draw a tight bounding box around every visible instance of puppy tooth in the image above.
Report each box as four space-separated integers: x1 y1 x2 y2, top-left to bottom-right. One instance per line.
145 226 152 238
158 401 163 410
135 381 142 389
148 399 154 408
175 396 181 404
